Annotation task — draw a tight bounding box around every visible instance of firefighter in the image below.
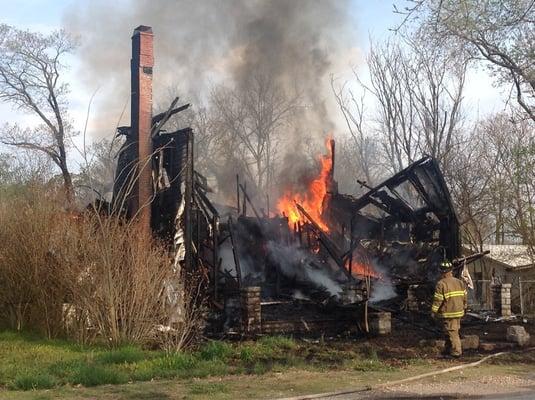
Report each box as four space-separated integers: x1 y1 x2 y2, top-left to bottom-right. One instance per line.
431 260 467 358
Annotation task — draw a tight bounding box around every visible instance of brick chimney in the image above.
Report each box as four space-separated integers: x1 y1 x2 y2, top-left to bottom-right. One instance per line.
130 25 153 231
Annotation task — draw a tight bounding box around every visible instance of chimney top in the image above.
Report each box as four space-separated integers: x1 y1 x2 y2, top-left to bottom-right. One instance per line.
134 25 153 34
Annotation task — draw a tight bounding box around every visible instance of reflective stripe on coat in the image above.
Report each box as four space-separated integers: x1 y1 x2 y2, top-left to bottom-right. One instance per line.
431 276 467 318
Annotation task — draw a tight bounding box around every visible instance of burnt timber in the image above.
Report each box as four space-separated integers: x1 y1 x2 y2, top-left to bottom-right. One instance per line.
110 25 475 338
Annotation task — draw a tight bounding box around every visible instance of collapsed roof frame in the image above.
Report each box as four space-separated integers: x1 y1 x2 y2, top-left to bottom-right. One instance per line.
328 156 461 263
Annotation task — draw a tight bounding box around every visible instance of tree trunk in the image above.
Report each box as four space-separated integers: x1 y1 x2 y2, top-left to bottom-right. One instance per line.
60 163 74 203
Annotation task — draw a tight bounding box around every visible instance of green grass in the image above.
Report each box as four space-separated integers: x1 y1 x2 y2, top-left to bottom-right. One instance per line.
10 373 58 390
0 331 405 391
96 345 147 364
199 340 233 361
188 382 230 395
71 365 128 386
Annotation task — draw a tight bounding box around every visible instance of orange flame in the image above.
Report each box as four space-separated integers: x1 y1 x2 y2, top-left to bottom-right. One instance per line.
276 136 333 231
347 261 382 279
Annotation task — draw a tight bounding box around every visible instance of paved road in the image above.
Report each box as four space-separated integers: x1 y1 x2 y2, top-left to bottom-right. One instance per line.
323 388 535 399
282 375 535 400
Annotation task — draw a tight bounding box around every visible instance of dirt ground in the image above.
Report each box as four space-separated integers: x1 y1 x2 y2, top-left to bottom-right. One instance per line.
369 314 535 357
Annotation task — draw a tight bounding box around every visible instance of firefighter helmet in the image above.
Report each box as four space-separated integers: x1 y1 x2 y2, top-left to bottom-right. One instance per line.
440 260 453 272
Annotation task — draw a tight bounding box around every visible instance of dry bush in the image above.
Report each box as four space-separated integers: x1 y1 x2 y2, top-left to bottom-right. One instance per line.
66 216 174 346
155 270 207 353
0 190 206 348
0 189 73 337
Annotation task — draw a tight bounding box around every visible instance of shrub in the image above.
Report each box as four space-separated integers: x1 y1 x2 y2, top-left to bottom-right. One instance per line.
258 335 296 351
192 360 229 377
67 217 175 347
199 341 232 361
239 346 255 363
11 373 58 390
96 345 146 364
72 365 128 387
0 190 74 337
253 362 270 375
143 352 199 379
360 345 379 361
0 189 203 348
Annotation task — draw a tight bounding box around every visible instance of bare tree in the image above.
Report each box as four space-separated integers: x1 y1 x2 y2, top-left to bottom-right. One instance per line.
0 149 53 187
366 41 418 172
0 25 77 201
485 114 535 251
75 138 124 205
396 0 535 121
331 77 382 191
447 125 499 249
339 39 467 174
452 112 535 256
209 73 298 195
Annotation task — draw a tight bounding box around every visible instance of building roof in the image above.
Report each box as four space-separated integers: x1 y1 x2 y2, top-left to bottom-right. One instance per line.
481 245 534 270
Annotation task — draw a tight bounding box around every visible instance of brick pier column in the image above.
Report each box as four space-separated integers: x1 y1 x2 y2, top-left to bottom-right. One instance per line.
407 285 419 311
241 286 261 335
492 283 511 317
369 311 391 335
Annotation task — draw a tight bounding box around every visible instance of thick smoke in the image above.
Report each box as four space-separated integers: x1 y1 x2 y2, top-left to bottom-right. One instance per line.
368 260 396 303
63 0 356 191
267 241 343 297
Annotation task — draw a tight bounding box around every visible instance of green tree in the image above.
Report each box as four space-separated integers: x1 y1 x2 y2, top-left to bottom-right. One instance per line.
398 0 534 120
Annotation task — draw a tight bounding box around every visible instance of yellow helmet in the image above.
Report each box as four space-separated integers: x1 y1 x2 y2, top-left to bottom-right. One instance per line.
440 260 453 272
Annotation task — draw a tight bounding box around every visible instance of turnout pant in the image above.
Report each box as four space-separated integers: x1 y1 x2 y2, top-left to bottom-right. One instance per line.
442 318 462 356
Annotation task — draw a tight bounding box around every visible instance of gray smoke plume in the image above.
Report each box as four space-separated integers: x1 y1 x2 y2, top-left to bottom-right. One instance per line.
63 1 356 181
267 241 343 297
368 260 397 303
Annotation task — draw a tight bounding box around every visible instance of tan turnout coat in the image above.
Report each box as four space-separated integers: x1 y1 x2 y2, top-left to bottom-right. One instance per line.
431 275 467 318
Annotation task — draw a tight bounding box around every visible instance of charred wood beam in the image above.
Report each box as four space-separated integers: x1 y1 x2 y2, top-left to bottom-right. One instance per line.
153 96 179 125
386 184 417 214
151 96 191 136
162 127 193 137
373 191 415 220
221 268 239 286
214 243 221 301
357 179 372 190
342 237 363 263
236 175 240 215
407 173 435 212
242 182 247 215
329 138 335 180
351 157 432 212
195 171 211 193
294 202 353 281
227 216 242 289
153 103 190 124
218 234 230 245
452 251 490 270
193 191 212 224
194 183 219 217
184 129 194 271
366 196 410 220
239 183 262 222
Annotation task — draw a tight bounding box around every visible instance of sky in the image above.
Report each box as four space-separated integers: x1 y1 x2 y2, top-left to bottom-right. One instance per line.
0 0 507 170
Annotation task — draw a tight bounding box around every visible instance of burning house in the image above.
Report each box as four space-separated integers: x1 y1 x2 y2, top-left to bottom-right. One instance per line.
113 26 481 337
